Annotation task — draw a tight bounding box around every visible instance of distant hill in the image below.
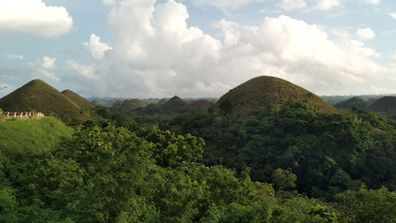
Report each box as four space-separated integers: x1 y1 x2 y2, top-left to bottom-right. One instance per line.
216 76 335 118
130 96 214 115
335 97 369 110
114 98 148 112
369 96 396 112
62 89 92 110
162 96 188 110
0 79 84 121
188 99 215 110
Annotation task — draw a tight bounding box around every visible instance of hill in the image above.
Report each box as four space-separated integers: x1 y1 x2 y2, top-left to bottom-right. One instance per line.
0 80 83 121
369 96 396 112
335 97 369 110
0 117 72 155
216 76 335 118
61 89 92 110
114 98 147 112
162 96 188 110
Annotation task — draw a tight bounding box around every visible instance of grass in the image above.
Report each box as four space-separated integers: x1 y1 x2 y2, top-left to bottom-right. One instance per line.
0 117 73 155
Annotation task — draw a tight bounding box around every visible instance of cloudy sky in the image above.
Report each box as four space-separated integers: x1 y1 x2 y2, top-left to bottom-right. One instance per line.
1 0 396 98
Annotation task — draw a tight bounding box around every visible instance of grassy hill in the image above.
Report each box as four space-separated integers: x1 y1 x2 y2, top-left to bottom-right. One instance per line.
335 97 369 110
114 98 148 112
0 80 84 122
61 89 92 110
0 117 72 155
369 96 396 112
216 76 335 118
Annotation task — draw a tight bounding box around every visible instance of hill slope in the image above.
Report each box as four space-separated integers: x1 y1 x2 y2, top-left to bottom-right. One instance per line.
61 89 92 110
217 76 335 118
369 96 396 112
0 117 72 155
0 80 82 121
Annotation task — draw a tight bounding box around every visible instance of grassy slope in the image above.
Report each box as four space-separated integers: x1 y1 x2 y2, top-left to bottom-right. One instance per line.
62 89 93 110
0 117 72 155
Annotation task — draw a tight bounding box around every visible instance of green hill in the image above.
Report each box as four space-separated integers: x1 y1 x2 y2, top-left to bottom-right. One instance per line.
335 97 369 110
61 89 92 110
0 79 83 121
0 117 72 155
114 98 148 112
369 96 396 112
216 76 335 118
162 96 188 110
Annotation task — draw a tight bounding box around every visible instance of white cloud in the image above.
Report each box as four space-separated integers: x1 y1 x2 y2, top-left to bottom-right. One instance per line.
279 0 307 11
0 0 73 37
65 0 394 98
4 53 24 60
38 56 56 70
29 56 58 80
389 12 396 19
190 0 254 12
83 34 112 60
316 0 341 10
356 28 376 41
67 61 96 80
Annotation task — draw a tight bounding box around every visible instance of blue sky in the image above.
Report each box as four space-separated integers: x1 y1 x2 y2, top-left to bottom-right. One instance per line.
1 0 396 98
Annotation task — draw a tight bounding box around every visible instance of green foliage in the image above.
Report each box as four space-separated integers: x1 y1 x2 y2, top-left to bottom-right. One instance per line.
272 168 297 191
0 118 343 222
171 101 396 198
336 187 396 223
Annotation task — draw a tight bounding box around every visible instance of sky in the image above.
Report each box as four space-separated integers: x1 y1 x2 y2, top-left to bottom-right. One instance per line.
1 0 396 98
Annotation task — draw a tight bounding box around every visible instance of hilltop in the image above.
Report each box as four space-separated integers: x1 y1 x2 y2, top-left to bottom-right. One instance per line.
0 79 85 121
216 76 335 118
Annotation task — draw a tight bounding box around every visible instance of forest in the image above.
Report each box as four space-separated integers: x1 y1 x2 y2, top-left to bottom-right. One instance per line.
2 77 396 222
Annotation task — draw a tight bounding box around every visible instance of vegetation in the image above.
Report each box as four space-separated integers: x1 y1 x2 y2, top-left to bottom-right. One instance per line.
2 77 396 222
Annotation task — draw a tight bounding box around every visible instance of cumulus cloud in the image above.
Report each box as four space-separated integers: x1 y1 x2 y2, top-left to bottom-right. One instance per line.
67 61 96 80
356 28 376 41
65 0 396 98
389 13 396 19
279 0 307 11
30 56 58 80
37 57 56 70
0 0 73 37
83 34 112 59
